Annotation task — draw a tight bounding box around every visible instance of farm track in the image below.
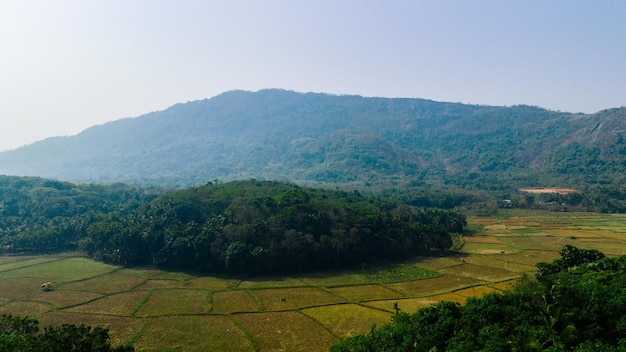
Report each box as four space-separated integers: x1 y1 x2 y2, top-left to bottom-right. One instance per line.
1 211 625 351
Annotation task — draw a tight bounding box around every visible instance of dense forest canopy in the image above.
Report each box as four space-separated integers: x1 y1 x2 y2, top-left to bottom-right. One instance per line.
0 90 625 194
0 177 466 275
331 245 626 351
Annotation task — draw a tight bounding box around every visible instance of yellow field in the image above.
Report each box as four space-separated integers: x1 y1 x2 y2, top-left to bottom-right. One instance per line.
135 289 211 316
62 274 145 294
364 297 437 313
211 290 260 313
135 315 253 352
63 291 148 316
301 304 391 338
1 210 625 351
329 284 403 302
235 311 336 352
253 287 345 310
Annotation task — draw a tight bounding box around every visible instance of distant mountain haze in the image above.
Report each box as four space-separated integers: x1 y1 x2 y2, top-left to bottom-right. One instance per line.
1 89 624 189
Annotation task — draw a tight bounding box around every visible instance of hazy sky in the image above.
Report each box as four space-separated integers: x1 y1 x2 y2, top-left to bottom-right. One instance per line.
1 1 625 152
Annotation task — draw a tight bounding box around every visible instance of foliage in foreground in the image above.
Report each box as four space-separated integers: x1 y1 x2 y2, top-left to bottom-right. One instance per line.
0 314 133 352
331 245 626 351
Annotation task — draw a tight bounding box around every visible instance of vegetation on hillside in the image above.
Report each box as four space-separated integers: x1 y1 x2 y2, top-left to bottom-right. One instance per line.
331 245 626 351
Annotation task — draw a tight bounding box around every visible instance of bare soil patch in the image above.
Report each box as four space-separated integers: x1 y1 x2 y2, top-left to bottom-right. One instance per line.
518 187 578 194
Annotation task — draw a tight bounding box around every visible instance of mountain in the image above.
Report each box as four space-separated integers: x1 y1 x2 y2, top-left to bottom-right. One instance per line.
1 89 625 189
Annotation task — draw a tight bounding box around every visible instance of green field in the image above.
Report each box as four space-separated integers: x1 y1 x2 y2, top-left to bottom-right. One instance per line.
1 211 625 351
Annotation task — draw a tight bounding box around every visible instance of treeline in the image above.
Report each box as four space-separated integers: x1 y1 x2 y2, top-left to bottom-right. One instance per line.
331 245 626 351
0 176 158 253
0 177 465 275
0 314 133 351
494 185 626 213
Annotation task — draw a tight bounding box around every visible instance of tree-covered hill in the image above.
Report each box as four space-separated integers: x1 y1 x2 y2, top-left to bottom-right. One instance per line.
1 89 624 189
0 177 465 275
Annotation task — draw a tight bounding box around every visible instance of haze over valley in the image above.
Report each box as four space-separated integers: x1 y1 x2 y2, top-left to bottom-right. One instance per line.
1 1 626 351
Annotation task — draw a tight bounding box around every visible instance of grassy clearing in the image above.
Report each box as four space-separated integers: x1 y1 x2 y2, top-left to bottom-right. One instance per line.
412 256 463 270
576 229 626 239
253 287 345 310
62 274 145 294
505 249 561 266
362 263 440 283
460 242 519 254
568 240 626 256
66 291 148 316
0 277 49 299
302 304 392 338
134 279 182 290
571 214 626 228
136 315 254 352
461 254 534 274
237 277 307 289
454 285 500 298
526 234 577 250
484 224 508 231
440 263 516 282
545 228 605 237
2 257 118 282
135 289 210 316
511 227 547 235
330 284 404 302
364 298 437 314
497 235 560 250
0 256 61 272
234 311 337 352
0 300 51 316
0 255 38 265
388 275 481 296
181 276 238 290
212 290 260 313
463 236 505 244
299 272 371 287
150 270 194 280
29 289 102 308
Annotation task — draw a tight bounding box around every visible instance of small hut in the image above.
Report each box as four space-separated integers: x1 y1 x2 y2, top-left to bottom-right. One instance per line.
41 282 53 292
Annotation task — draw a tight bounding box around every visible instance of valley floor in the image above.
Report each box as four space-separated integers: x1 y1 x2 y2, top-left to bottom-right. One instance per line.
1 211 625 351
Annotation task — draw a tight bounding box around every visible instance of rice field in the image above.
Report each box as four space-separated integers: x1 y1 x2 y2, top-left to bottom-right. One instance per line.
1 210 625 351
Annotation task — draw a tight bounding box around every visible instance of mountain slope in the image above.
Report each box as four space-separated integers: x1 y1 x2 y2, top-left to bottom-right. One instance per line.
1 89 624 188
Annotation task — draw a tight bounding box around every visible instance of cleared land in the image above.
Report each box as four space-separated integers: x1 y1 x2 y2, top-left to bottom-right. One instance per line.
518 187 579 194
1 211 624 351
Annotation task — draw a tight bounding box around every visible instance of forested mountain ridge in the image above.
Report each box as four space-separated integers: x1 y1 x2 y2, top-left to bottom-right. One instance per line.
1 89 624 189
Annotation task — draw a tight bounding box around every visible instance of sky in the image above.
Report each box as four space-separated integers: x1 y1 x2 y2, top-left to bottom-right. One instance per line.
1 1 625 152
